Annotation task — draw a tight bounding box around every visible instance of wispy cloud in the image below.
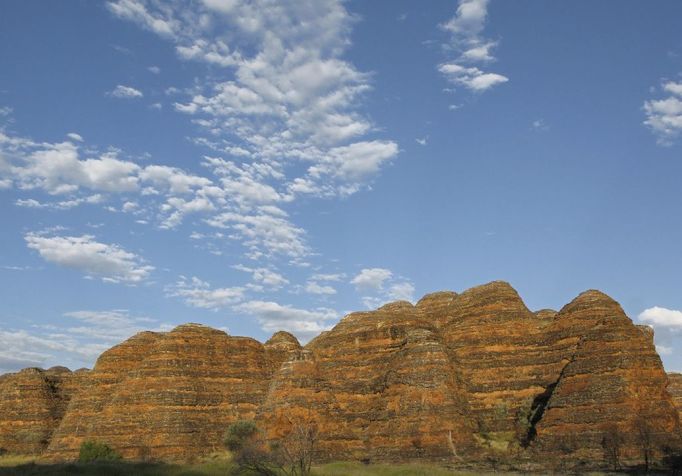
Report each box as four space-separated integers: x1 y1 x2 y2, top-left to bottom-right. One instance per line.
166 276 245 310
438 0 508 93
234 300 338 342
0 309 171 373
644 77 682 146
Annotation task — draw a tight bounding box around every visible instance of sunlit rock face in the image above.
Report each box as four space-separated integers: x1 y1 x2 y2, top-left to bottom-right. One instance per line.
2 282 680 468
45 325 281 461
531 291 680 462
260 300 477 462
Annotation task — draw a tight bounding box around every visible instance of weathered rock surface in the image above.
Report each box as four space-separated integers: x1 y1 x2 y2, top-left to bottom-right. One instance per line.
670 373 682 419
44 324 287 461
0 367 86 454
2 282 679 469
260 300 476 462
532 291 679 463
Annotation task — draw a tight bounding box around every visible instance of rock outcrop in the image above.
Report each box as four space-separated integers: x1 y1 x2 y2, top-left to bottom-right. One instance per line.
260 300 476 462
0 367 86 455
1 282 679 470
45 324 285 461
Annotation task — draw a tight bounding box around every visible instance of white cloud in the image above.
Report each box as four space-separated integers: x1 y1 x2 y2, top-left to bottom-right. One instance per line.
311 273 344 282
388 281 415 302
643 78 682 145
663 81 682 96
166 276 244 309
109 0 398 199
16 194 104 210
639 306 682 328
233 264 289 290
206 208 308 260
351 268 392 291
351 267 415 309
67 132 84 142
147 65 161 74
439 63 508 92
0 310 170 373
439 0 507 94
1 139 141 195
415 137 427 146
108 84 144 99
234 300 338 341
25 232 153 283
442 0 489 37
305 281 336 295
106 0 177 38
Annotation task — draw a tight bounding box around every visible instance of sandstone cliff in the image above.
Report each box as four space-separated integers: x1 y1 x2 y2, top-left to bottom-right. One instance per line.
1 282 679 470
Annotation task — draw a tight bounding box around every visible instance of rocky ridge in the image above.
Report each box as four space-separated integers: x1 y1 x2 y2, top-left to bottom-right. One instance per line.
1 282 680 470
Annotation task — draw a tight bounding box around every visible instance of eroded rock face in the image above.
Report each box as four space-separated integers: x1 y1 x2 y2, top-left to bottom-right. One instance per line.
2 282 679 469
260 300 476 462
531 291 680 462
45 324 282 461
669 373 682 420
0 367 86 454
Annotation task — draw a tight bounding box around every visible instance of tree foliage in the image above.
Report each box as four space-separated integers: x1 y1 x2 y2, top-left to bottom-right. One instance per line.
78 440 121 463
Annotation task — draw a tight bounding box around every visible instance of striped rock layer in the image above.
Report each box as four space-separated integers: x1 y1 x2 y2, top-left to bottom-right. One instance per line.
1 282 679 468
670 373 682 421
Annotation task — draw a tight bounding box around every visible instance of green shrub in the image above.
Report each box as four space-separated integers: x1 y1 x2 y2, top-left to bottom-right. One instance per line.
78 440 121 463
223 420 259 452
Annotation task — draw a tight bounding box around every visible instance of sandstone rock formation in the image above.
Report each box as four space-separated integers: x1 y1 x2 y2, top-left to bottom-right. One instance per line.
259 300 476 462
45 324 286 461
0 366 86 455
670 373 682 420
1 282 679 470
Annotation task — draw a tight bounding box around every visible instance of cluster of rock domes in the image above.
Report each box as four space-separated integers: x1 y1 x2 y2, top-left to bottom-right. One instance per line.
0 282 680 469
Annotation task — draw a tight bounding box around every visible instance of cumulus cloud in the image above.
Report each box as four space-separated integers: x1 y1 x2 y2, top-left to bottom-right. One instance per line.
439 0 508 93
108 84 144 99
438 63 508 92
234 300 338 342
644 78 682 145
109 0 398 199
351 267 415 309
166 276 244 310
351 268 393 291
639 306 682 328
25 232 153 283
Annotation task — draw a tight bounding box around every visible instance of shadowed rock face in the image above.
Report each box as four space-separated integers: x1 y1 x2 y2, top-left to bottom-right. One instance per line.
2 282 680 468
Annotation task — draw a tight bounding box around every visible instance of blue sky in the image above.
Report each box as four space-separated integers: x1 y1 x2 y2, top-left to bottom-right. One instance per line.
1 0 681 373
